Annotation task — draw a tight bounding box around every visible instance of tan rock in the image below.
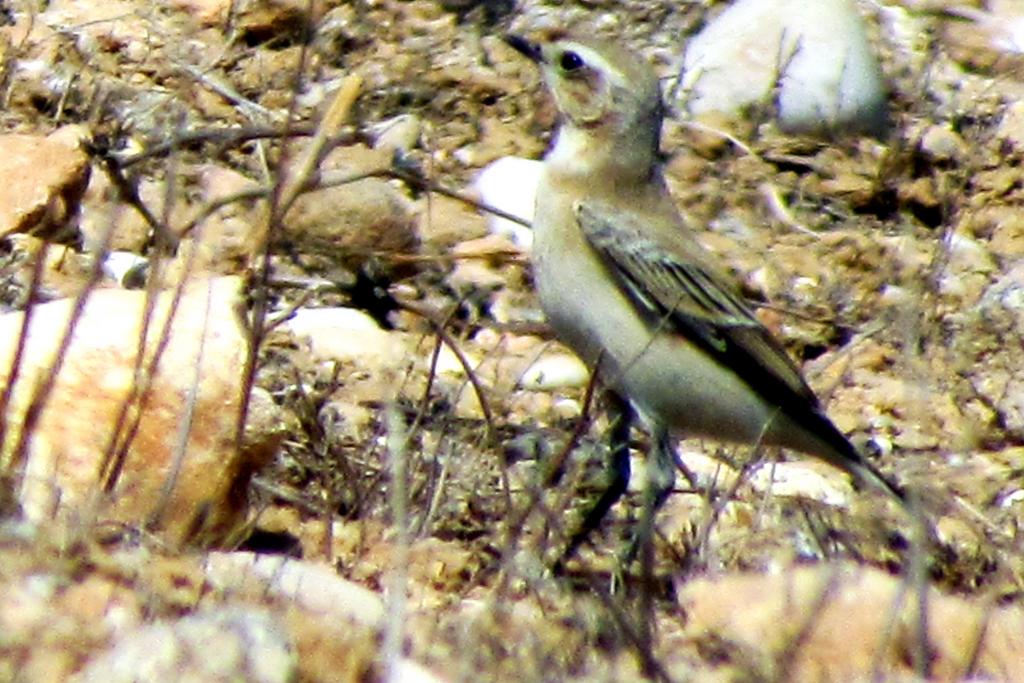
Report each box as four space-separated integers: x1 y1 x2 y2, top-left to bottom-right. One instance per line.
989 212 1024 259
0 127 90 240
282 307 412 434
78 171 151 253
181 164 269 273
169 0 233 26
518 354 588 391
5 277 273 545
416 194 488 249
42 0 155 55
997 100 1024 152
371 114 422 154
747 460 853 506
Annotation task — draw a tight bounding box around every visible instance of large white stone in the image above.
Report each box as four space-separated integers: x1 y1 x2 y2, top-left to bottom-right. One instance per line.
285 307 407 368
518 353 589 391
680 0 887 136
472 156 541 248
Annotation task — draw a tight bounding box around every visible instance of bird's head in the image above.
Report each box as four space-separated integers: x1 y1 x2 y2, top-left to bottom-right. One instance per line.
505 33 663 175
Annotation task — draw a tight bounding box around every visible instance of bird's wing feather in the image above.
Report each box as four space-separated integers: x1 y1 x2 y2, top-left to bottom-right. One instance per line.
576 201 819 407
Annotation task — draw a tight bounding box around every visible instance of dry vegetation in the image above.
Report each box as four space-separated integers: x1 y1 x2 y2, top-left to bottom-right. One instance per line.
0 0 1022 681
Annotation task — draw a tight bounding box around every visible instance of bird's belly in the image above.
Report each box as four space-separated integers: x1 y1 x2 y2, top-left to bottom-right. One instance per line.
616 333 780 444
534 250 778 444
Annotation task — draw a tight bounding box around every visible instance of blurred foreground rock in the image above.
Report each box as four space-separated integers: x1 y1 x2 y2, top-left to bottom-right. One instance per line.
676 563 1024 681
74 607 295 683
205 551 385 626
2 276 279 545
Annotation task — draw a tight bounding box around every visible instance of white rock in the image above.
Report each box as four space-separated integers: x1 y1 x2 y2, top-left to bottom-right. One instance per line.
748 462 851 506
370 114 422 153
945 232 997 275
680 0 887 135
472 156 541 248
979 263 1024 330
390 659 450 683
101 251 148 286
285 307 407 367
433 343 481 378
518 354 589 391
675 448 740 490
947 5 1024 56
671 447 851 505
1000 489 1024 507
551 397 582 419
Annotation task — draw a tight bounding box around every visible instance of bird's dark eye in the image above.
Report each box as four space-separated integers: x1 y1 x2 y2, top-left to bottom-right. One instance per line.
559 50 584 72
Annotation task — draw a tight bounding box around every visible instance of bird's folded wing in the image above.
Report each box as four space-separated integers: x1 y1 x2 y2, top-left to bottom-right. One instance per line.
576 201 819 407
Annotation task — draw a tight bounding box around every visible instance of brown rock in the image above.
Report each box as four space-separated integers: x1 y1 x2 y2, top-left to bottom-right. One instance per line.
0 127 90 241
284 146 416 270
819 172 876 207
6 277 274 545
232 0 323 44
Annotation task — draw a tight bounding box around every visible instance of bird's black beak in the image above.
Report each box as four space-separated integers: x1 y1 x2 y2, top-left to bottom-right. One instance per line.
504 34 543 63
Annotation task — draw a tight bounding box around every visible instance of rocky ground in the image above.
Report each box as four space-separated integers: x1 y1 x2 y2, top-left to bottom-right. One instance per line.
0 0 1022 681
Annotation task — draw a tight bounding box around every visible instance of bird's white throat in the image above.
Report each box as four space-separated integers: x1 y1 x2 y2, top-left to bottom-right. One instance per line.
546 123 657 181
545 125 603 176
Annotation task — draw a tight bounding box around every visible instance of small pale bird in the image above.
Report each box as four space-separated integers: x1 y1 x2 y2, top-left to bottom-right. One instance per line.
504 33 904 553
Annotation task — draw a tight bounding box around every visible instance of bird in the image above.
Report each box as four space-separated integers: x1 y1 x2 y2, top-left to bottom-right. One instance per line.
503 33 905 557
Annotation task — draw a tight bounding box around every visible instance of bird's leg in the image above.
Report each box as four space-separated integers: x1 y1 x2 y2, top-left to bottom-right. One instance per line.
623 428 677 566
650 429 679 511
562 393 634 561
